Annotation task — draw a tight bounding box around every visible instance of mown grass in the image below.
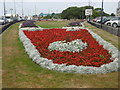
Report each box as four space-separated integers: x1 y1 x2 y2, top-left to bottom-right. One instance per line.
2 21 119 88
84 22 120 50
36 20 71 28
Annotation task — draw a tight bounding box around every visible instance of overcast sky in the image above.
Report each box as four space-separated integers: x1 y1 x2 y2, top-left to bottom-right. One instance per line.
0 0 119 16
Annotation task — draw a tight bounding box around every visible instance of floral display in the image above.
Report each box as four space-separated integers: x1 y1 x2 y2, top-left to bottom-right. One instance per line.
21 20 38 28
19 22 43 31
62 26 85 31
69 21 83 26
19 25 119 74
23 29 114 67
48 39 87 52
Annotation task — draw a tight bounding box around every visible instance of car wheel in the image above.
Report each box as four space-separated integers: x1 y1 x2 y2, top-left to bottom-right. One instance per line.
112 23 118 28
107 23 111 26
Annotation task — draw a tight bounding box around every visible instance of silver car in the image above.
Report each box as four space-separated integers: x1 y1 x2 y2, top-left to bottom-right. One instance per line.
105 16 120 28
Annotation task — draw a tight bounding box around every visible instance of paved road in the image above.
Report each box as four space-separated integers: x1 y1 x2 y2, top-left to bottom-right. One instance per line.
0 25 3 29
0 25 3 34
0 25 4 34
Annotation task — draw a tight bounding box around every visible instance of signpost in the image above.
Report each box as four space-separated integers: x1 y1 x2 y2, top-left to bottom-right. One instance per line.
85 9 93 21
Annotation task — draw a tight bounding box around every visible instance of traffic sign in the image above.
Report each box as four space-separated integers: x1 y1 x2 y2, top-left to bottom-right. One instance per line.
85 9 93 16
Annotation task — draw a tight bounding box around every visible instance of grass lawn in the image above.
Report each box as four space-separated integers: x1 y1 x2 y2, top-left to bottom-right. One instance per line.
2 21 119 88
35 20 71 28
84 22 120 51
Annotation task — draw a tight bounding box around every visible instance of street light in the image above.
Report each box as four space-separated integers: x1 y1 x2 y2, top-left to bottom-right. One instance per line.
21 0 24 17
10 8 13 15
35 0 37 15
101 0 104 28
88 0 91 21
3 0 6 23
14 0 16 15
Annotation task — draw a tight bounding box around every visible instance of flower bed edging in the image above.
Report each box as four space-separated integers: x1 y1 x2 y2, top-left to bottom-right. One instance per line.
19 23 43 31
19 26 119 74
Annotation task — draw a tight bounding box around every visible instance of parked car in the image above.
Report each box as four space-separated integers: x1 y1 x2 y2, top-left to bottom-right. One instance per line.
0 17 5 25
5 14 13 22
105 16 120 28
93 17 101 22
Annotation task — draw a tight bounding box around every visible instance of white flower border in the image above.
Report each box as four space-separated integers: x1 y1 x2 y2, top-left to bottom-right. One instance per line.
19 23 43 31
18 24 120 74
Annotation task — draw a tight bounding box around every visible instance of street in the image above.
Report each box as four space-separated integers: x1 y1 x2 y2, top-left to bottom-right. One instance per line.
0 25 4 34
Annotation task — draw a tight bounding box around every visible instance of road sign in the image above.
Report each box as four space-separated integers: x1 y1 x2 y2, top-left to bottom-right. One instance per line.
85 9 93 16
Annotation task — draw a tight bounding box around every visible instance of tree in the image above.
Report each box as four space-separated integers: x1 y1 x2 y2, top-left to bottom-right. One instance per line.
61 6 110 19
95 8 102 11
110 13 115 16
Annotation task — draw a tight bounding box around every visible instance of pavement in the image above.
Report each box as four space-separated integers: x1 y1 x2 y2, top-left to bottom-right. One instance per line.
0 25 4 34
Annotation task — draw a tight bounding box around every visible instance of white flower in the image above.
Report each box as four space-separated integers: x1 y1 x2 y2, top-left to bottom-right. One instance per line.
18 23 119 74
48 39 87 52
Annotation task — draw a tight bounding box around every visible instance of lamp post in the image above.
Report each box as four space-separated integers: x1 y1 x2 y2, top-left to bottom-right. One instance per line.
3 0 6 24
88 0 90 21
10 8 13 15
101 0 104 28
14 0 16 15
21 0 24 17
35 0 37 15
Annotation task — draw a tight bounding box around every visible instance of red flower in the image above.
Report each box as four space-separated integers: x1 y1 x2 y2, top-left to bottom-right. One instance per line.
23 28 112 67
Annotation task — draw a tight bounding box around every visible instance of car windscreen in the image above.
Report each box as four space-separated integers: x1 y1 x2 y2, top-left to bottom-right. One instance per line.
111 17 117 21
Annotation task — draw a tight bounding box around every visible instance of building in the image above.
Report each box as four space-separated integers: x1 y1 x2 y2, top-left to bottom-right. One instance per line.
117 1 120 16
39 13 51 17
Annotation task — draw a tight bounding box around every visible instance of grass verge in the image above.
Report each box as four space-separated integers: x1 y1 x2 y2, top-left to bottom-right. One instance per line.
84 22 120 50
2 21 119 88
35 20 71 28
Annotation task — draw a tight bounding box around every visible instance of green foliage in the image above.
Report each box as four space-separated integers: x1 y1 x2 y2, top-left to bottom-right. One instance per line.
43 13 61 19
61 6 110 19
53 13 62 19
95 8 102 11
110 13 115 16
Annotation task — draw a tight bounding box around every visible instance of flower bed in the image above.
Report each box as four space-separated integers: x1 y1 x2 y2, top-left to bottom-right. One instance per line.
19 26 119 74
69 21 83 26
48 39 87 52
62 26 85 31
21 20 38 28
19 21 43 31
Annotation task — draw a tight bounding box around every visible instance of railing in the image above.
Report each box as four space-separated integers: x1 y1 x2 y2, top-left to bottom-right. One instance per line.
88 21 120 37
0 20 23 34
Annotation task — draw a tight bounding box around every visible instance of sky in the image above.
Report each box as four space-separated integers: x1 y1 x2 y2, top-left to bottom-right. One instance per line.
0 0 119 16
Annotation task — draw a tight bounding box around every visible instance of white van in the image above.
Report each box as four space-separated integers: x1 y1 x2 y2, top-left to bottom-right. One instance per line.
5 14 13 22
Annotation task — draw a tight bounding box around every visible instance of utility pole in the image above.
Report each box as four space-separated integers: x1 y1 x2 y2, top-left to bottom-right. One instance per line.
101 0 104 28
88 0 90 21
88 0 90 6
14 0 16 15
3 0 6 23
21 0 24 17
35 0 37 15
10 8 13 15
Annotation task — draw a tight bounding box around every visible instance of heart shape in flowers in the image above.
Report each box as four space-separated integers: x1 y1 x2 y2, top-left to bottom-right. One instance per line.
23 28 112 67
48 39 87 52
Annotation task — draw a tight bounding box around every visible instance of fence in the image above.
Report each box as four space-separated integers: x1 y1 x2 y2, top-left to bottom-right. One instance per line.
88 21 120 37
0 20 23 34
